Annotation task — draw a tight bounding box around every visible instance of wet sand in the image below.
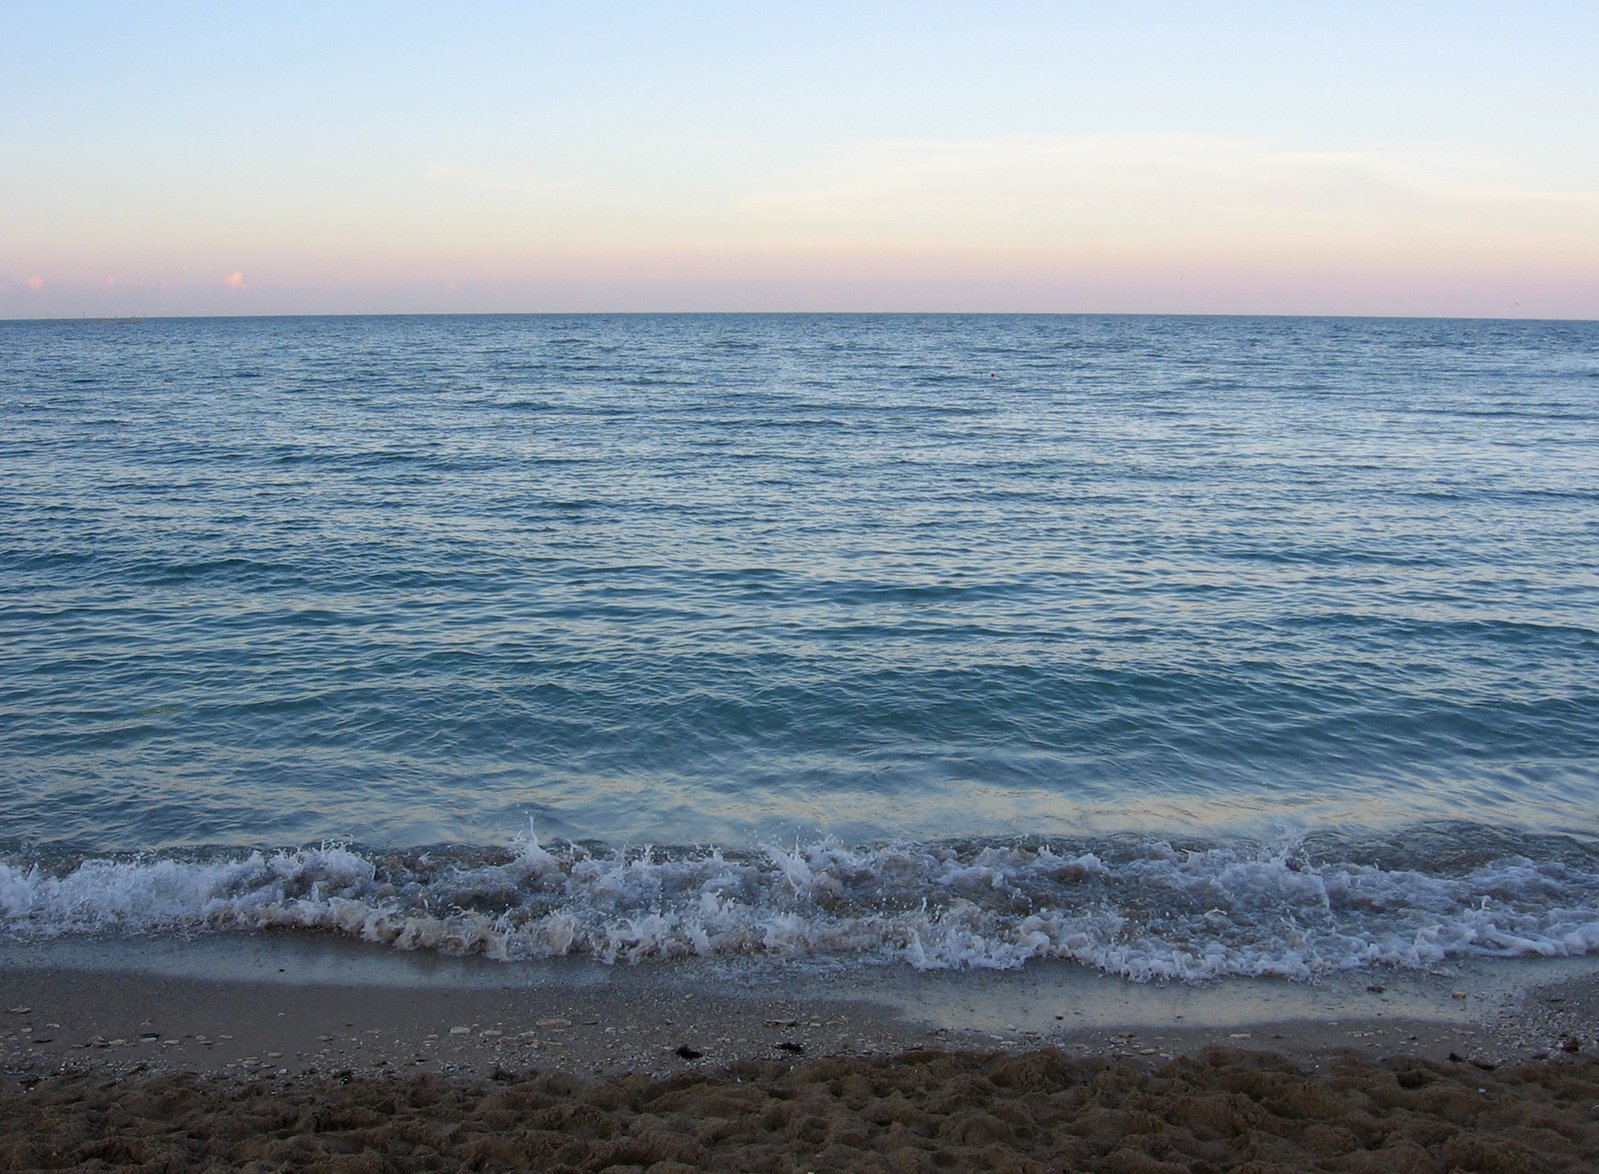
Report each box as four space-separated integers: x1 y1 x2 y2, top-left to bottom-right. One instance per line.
4 938 1599 1170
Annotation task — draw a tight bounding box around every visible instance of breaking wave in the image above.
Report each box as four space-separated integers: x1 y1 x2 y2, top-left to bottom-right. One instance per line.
5 824 1599 982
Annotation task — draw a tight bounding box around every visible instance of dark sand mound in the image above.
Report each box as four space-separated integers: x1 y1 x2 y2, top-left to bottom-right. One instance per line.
5 1047 1598 1172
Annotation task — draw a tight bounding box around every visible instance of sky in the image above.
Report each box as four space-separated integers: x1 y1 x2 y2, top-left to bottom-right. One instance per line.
3 1 1597 318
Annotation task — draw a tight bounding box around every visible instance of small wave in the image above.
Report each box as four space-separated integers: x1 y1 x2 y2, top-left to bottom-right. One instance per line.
4 827 1599 981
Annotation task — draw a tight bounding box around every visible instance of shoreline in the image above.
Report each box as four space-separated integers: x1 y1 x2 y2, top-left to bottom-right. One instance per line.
5 939 1599 1169
6 935 1598 1082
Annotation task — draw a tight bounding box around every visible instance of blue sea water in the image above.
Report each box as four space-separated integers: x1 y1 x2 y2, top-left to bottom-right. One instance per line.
3 313 1598 979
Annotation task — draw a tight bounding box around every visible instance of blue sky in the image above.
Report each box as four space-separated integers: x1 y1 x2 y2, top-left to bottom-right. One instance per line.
4 1 1596 316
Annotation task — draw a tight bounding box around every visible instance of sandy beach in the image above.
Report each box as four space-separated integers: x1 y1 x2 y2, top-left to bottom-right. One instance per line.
4 938 1599 1170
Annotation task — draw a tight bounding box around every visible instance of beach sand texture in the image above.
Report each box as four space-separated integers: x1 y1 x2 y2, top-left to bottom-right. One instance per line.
3 1049 1599 1174
4 1047 1598 1172
5 953 1599 1171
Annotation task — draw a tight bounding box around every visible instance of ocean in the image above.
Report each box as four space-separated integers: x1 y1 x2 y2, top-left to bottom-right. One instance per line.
3 312 1597 982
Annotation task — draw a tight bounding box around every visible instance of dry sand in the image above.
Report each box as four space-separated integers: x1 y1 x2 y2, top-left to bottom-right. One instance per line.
4 937 1599 1170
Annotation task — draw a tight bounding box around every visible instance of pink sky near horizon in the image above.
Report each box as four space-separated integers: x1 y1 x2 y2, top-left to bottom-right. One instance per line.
4 4 1597 319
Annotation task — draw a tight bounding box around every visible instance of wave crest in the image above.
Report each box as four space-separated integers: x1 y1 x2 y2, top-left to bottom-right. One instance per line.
5 827 1599 981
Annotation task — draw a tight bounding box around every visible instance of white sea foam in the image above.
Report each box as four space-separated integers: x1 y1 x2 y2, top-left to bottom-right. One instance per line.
4 828 1599 980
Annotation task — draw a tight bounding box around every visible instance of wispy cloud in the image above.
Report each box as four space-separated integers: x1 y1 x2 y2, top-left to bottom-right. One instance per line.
425 162 588 200
737 133 1599 258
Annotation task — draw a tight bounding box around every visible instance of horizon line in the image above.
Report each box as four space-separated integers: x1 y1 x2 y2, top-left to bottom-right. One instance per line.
6 309 1597 326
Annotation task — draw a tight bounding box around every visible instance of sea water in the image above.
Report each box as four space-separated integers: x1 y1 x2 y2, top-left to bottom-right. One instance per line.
2 313 1597 980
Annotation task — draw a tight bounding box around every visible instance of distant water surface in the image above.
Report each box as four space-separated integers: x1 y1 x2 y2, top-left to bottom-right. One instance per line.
2 313 1597 977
